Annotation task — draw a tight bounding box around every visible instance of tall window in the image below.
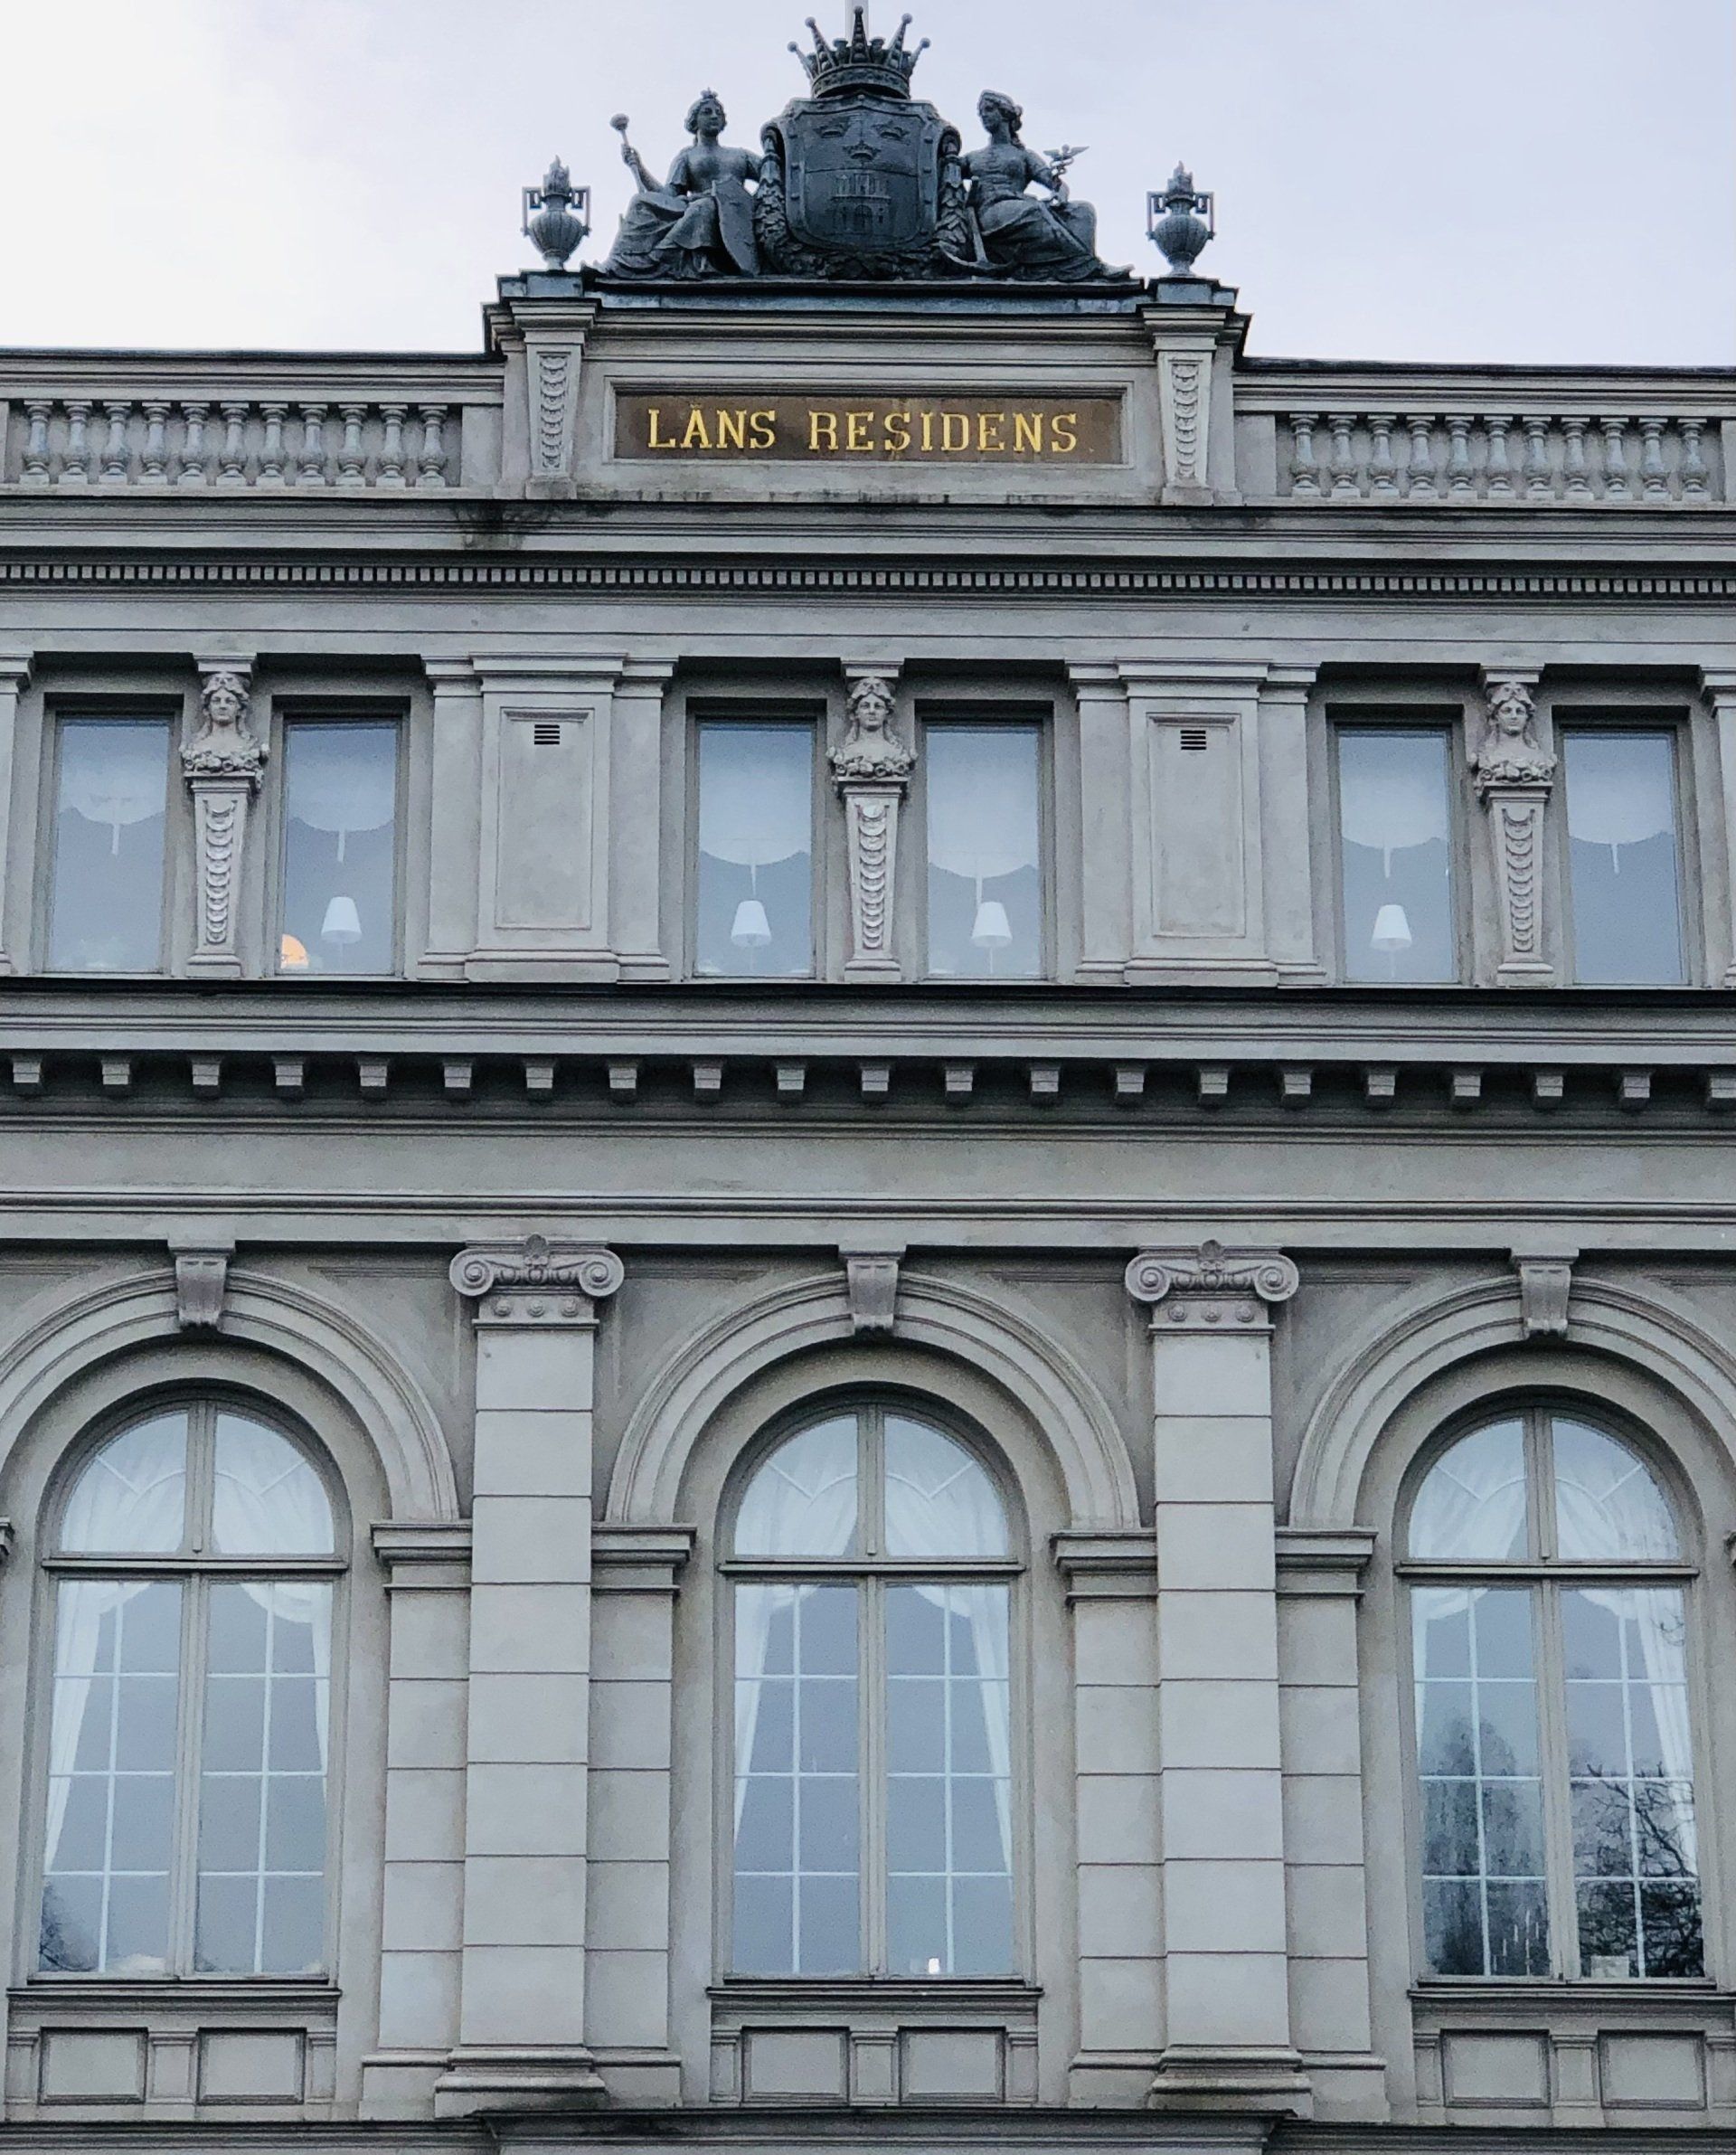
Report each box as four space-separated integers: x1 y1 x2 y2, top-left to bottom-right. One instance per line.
1562 730 1685 984
694 721 814 976
1336 728 1456 981
38 1404 340 1978
48 716 172 972
925 723 1043 978
727 1405 1017 1978
1407 1408 1701 1981
279 719 399 974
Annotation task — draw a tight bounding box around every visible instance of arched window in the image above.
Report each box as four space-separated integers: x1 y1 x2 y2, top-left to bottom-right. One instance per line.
1406 1406 1701 1981
726 1403 1018 1979
37 1401 340 1979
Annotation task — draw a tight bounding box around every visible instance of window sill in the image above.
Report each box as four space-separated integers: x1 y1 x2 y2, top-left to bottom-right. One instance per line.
712 1977 1040 2009
1411 1979 1725 2016
15 1977 338 2010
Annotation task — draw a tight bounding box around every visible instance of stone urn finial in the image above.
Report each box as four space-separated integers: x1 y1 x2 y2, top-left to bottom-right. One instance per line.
523 156 590 270
1147 162 1215 276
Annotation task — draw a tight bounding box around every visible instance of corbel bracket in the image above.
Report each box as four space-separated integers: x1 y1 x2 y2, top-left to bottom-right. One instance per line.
840 1240 904 1335
1511 1246 1577 1338
170 1233 235 1331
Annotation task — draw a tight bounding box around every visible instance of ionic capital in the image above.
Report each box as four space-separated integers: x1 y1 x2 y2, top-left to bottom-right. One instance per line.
1126 1239 1298 1330
449 1234 624 1326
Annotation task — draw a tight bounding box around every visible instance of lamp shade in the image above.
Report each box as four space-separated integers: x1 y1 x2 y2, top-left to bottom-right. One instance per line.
1371 903 1413 953
971 899 1014 950
730 897 772 948
320 894 363 945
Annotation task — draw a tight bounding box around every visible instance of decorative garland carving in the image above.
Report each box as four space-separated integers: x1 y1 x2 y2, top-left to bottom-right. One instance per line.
184 667 263 971
534 349 571 475
833 674 912 977
854 799 892 952
197 793 240 950
1165 354 1204 484
1472 676 1555 980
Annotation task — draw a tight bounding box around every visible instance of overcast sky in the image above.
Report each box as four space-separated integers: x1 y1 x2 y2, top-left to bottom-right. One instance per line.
1 0 1731 365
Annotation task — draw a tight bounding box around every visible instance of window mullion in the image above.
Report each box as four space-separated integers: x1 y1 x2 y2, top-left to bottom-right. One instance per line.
170 1573 209 1977
862 1574 885 1975
1535 1582 1578 1980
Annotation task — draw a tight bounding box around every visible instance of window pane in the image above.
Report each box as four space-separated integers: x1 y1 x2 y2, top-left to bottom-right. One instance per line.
279 721 398 974
926 724 1041 978
211 1414 335 1555
1563 1585 1700 1977
1552 1420 1678 1561
49 718 170 971
195 1582 330 1974
61 1414 189 1555
1409 1421 1528 1560
1564 732 1684 983
1337 730 1455 981
734 1417 857 1556
1412 1585 1547 1975
885 1583 1012 1975
883 1418 1007 1557
732 1583 858 1974
42 1580 182 1974
695 723 812 976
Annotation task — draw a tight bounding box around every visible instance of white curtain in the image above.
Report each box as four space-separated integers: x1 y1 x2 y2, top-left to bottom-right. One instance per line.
926 731 1039 884
1339 735 1449 874
699 727 811 870
1566 738 1675 869
287 726 396 861
1409 1420 1529 1567
58 721 167 854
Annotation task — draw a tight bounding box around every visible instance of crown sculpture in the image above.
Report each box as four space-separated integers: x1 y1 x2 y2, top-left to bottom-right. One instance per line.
567 5 1203 285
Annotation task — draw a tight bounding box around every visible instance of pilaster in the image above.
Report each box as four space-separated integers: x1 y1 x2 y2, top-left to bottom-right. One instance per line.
421 661 483 979
436 1236 624 2118
0 654 30 975
183 657 265 978
1470 669 1556 986
1068 664 1132 978
610 662 676 981
1127 1242 1309 2116
833 667 912 982
1142 295 1243 506
1703 670 1736 986
489 294 599 496
1259 665 1326 981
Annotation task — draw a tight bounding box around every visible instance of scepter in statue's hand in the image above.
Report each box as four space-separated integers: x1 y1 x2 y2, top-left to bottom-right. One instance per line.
611 113 656 194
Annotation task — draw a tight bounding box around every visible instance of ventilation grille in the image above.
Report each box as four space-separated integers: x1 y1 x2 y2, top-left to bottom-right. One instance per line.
1178 726 1210 752
533 721 564 747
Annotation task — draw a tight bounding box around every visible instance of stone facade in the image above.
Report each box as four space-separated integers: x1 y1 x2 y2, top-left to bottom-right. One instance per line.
0 152 1731 2155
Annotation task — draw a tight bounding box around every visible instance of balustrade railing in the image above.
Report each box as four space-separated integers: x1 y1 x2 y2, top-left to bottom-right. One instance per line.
1278 410 1720 503
7 395 460 489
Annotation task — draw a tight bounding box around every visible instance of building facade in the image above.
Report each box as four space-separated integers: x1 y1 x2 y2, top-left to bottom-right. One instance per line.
0 16 1734 2150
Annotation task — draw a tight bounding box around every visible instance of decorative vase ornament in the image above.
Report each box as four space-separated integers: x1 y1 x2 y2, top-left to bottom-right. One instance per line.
523 157 590 271
1147 163 1215 276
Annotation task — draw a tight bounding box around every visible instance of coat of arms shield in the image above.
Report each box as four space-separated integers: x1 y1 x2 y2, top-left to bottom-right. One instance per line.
757 94 965 278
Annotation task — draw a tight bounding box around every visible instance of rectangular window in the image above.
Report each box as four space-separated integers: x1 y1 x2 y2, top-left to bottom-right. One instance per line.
279 719 399 974
694 722 814 977
925 723 1043 978
1336 728 1456 981
1563 730 1684 984
48 717 171 972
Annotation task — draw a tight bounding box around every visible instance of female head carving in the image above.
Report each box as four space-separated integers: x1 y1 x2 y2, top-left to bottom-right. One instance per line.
977 91 1024 142
685 90 726 138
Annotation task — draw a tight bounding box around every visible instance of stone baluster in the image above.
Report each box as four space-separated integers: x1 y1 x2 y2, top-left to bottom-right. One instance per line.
438 1237 625 2119
60 400 91 485
218 401 249 484
1561 417 1591 496
20 402 51 486
1485 414 1514 496
1679 419 1711 499
832 667 912 982
1402 412 1437 496
1325 412 1358 496
1599 416 1630 500
1366 412 1399 495
379 404 409 487
1703 669 1736 986
1287 412 1320 496
178 402 211 485
1127 1243 1309 2117
99 399 131 481
1445 415 1476 497
184 657 268 977
1471 670 1555 984
258 402 288 486
417 403 449 487
0 656 30 973
297 402 328 485
1638 417 1670 499
1522 415 1552 496
336 403 367 487
140 400 170 483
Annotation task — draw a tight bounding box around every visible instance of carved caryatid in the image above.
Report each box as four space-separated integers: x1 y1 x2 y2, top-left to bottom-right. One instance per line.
831 674 913 980
1471 676 1556 982
184 666 266 977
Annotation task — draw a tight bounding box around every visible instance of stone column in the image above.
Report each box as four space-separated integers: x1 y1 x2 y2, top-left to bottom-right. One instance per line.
437 1236 624 2118
1126 1242 1309 2116
422 662 483 979
184 658 266 977
1703 670 1736 986
1470 670 1555 986
0 654 30 974
1068 664 1132 978
833 667 912 982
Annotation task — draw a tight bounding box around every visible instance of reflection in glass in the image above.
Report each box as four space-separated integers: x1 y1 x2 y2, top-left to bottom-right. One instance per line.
60 1415 190 1555
1337 730 1455 981
1564 732 1684 983
883 1419 1007 1557
280 721 398 974
695 723 813 977
1414 1585 1548 1975
733 1419 858 1557
1552 1422 1678 1563
1409 1422 1529 1562
49 719 170 971
926 725 1041 978
212 1416 335 1555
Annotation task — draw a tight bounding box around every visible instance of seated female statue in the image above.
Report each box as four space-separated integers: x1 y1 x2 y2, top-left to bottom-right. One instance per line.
605 91 760 279
962 91 1116 281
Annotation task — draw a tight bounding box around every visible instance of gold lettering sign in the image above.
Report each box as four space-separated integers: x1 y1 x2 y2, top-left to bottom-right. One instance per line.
614 392 1120 464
